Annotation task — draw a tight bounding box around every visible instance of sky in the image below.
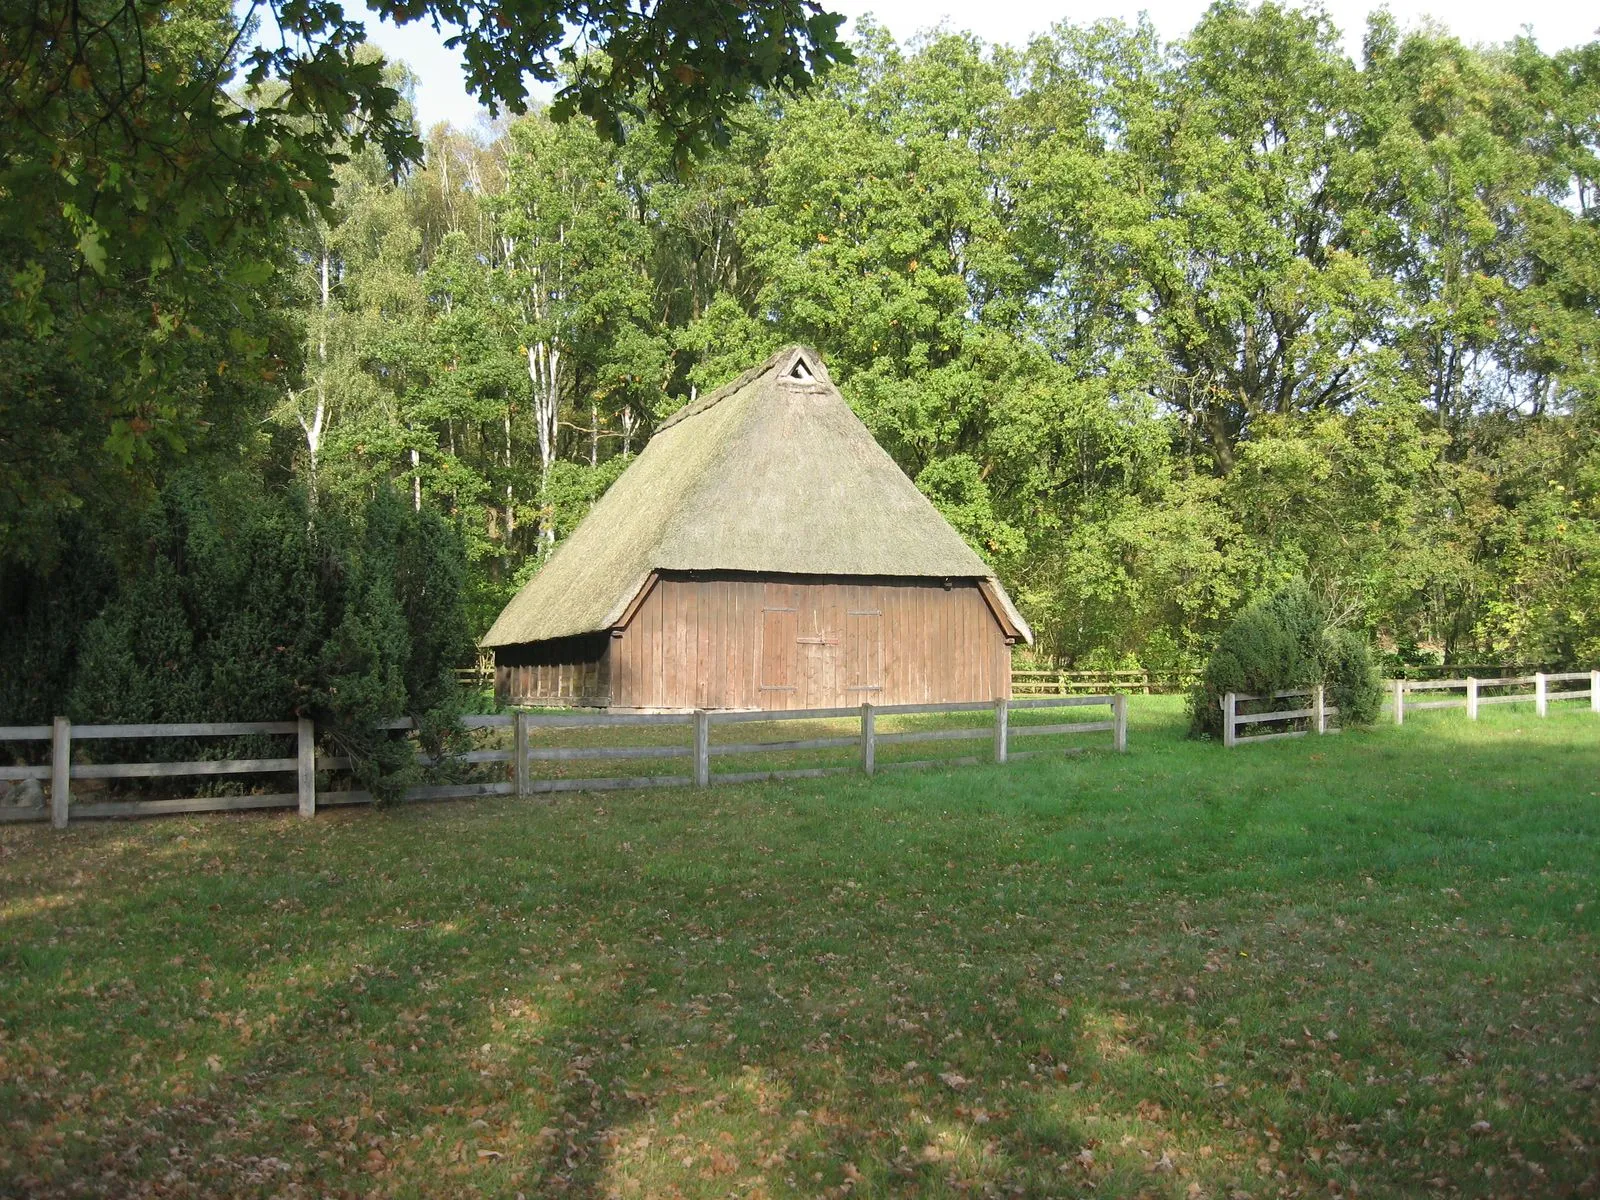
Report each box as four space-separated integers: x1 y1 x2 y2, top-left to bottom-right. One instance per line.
347 0 1600 134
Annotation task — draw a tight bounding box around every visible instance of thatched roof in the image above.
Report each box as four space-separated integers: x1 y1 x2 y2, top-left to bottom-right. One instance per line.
482 346 1032 646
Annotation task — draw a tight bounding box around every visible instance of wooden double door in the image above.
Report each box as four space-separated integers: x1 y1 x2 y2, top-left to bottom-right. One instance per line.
757 582 883 704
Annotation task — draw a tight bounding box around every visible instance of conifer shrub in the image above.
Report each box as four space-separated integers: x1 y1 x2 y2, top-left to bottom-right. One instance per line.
1322 627 1383 727
12 470 476 804
1188 580 1381 737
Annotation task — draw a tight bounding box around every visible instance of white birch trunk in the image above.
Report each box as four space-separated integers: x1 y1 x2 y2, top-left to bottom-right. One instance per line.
294 241 333 504
528 341 560 548
503 410 515 536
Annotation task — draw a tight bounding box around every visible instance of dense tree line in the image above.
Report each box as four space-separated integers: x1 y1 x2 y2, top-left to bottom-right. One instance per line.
4 0 1599 722
278 4 1600 669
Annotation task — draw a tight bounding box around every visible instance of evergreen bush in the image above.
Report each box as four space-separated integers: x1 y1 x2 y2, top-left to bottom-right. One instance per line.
2 470 476 804
1323 627 1383 726
1188 580 1381 737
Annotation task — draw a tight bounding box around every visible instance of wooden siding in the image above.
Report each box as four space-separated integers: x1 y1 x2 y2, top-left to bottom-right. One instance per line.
608 573 1011 710
495 633 611 707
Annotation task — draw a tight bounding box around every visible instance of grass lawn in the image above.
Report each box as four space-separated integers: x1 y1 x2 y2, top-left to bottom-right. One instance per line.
2 696 1597 1199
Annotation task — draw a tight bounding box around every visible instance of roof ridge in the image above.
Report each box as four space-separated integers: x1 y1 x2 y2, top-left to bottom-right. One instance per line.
657 347 788 433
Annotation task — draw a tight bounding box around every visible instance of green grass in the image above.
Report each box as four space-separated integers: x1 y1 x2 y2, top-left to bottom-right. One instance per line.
2 697 1597 1198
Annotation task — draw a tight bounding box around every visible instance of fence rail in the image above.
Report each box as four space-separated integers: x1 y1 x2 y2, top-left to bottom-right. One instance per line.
1223 670 1600 746
1221 686 1339 748
0 695 1129 827
1013 662 1564 697
1012 668 1195 696
1387 671 1600 724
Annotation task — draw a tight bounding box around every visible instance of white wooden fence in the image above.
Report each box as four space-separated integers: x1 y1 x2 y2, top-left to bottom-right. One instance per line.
0 695 1128 827
1223 671 1600 746
1387 671 1600 723
1221 686 1338 748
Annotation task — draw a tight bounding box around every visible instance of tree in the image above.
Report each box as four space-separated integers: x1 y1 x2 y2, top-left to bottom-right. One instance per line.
0 0 414 556
492 112 665 550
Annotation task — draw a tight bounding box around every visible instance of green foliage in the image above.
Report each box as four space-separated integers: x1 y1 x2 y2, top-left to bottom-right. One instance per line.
32 472 474 802
8 2 1600 726
1189 579 1382 736
0 1 415 561
372 0 851 157
1324 627 1384 726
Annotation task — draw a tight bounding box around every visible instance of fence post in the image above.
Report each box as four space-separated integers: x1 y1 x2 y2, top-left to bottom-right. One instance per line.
1313 684 1327 735
993 698 1008 764
1466 678 1478 720
50 716 70 830
693 710 710 787
1222 693 1236 748
1535 672 1548 717
1592 670 1599 715
514 710 530 798
296 717 316 819
1112 693 1128 752
1392 679 1404 726
860 703 876 776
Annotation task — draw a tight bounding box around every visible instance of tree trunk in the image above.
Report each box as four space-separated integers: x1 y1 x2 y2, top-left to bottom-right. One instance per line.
528 342 560 548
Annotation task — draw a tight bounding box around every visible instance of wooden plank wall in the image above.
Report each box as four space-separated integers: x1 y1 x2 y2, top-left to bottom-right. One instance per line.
608 574 1010 710
494 634 611 706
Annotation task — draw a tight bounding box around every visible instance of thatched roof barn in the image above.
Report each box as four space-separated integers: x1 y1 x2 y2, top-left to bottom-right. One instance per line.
483 346 1031 710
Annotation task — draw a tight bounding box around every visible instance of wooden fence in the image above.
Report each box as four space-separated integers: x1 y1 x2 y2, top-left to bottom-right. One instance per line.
452 655 495 689
1014 662 1558 698
1387 671 1600 724
1013 668 1197 696
1221 686 1339 748
1223 671 1600 746
0 695 1128 827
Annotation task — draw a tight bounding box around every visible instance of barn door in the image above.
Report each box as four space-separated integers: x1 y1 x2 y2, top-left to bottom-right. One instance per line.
796 631 840 703
845 609 883 694
759 605 798 695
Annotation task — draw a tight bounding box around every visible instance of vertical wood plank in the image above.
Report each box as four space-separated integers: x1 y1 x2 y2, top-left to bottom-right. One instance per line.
681 582 695 710
1535 671 1548 717
1466 677 1478 720
1312 684 1326 735
297 716 316 818
696 581 711 709
861 703 875 776
881 585 897 703
730 580 746 708
643 581 658 708
722 580 737 709
923 585 931 700
1112 693 1128 752
993 698 1008 764
694 710 710 786
514 710 530 797
51 716 70 829
1393 679 1404 725
1591 671 1599 715
665 581 681 709
1222 693 1237 748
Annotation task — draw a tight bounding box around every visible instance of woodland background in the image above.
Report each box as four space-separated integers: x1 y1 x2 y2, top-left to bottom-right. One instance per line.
5 0 1600 724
